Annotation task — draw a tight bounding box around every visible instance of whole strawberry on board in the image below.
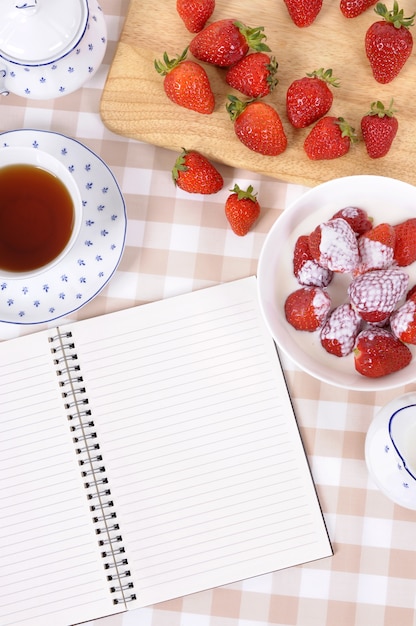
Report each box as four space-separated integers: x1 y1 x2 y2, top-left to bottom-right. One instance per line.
225 184 260 236
154 48 214 114
340 0 377 18
172 148 223 194
286 68 340 128
283 0 323 27
176 0 215 33
189 19 270 67
361 99 398 158
365 1 415 84
226 95 288 156
353 327 412 378
225 53 278 98
304 116 357 160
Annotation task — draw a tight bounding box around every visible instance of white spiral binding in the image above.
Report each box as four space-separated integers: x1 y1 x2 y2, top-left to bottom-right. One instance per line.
49 329 136 606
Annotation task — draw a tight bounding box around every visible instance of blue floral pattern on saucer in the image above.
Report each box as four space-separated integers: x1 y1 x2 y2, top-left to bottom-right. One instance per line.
0 129 126 325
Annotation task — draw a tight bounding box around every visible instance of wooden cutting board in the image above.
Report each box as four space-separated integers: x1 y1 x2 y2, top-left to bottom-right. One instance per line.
100 0 416 187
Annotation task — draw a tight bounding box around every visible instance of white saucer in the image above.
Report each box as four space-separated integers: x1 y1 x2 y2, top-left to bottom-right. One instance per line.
0 129 126 324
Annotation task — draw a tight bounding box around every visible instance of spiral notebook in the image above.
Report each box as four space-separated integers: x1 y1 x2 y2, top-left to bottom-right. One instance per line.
1 276 332 626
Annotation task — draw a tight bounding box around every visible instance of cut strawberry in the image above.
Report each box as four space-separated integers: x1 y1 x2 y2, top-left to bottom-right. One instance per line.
308 218 359 273
284 286 331 331
320 303 362 357
293 235 333 287
348 267 408 323
354 327 412 378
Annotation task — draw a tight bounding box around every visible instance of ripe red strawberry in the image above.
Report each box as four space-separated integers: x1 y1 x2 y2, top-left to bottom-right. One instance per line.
320 303 362 357
340 0 377 18
176 0 215 33
225 53 278 98
365 2 414 84
331 207 373 235
226 96 287 156
286 68 340 128
356 222 396 273
304 116 357 160
391 298 416 344
225 184 260 236
393 218 416 266
308 218 359 273
283 0 323 27
353 327 411 377
284 286 331 332
348 267 408 323
361 99 399 158
154 48 214 114
172 148 223 194
189 19 270 67
406 284 416 301
293 235 333 287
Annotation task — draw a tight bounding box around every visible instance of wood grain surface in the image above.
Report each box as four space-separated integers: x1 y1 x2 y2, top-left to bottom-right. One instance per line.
100 0 416 187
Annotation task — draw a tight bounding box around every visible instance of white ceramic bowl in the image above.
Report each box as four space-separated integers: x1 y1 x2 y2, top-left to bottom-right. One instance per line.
257 175 416 391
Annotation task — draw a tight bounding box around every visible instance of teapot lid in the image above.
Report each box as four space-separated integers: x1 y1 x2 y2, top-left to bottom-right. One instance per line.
0 0 88 66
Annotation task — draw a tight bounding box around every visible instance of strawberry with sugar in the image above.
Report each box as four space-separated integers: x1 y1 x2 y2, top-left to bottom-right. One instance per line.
293 235 333 287
348 267 408 323
320 303 362 357
285 286 331 332
308 217 359 273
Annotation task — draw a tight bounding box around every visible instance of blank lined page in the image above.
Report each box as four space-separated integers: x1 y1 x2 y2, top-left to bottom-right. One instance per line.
67 276 332 608
0 332 120 626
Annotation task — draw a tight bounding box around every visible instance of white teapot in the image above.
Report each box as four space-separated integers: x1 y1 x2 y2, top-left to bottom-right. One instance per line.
366 392 416 510
0 0 107 99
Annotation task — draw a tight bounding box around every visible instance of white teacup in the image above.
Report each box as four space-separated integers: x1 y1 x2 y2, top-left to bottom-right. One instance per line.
365 392 416 510
0 146 82 279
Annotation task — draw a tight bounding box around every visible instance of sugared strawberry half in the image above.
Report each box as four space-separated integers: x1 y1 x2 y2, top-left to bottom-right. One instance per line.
390 298 416 344
393 218 416 266
308 217 359 273
284 286 331 332
356 222 396 274
331 206 373 235
348 267 408 323
320 303 362 357
354 327 412 378
293 235 333 287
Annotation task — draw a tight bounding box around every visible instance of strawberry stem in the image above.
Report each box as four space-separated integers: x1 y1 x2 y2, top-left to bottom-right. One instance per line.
154 48 188 76
226 94 252 121
374 1 415 29
233 21 271 52
336 117 358 143
366 98 397 118
306 68 340 88
230 184 258 201
172 147 189 184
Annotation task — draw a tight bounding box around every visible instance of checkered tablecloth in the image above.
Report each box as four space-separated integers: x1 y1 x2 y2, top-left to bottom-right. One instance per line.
1 1 415 625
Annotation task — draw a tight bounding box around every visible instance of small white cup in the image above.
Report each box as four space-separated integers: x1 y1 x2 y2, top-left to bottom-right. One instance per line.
0 146 82 279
